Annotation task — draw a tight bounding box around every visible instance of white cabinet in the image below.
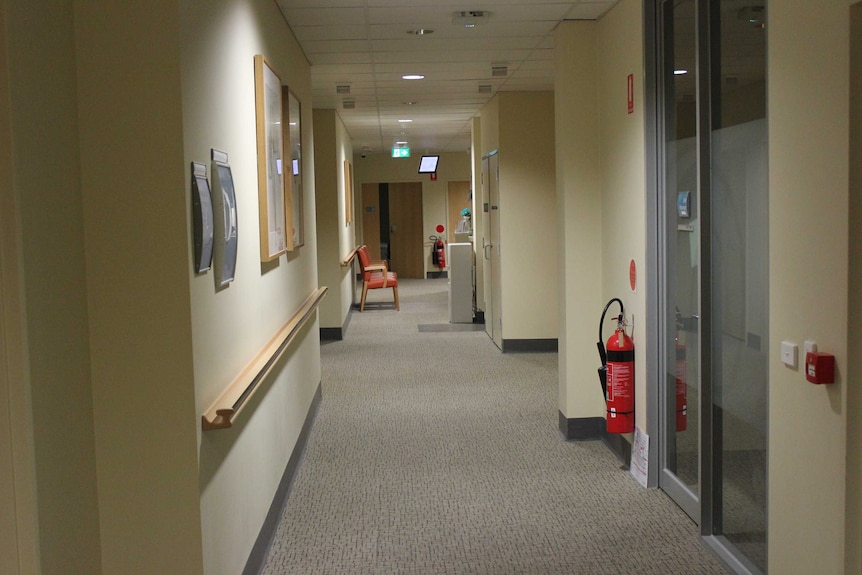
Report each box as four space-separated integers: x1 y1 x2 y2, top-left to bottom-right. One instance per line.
448 242 473 323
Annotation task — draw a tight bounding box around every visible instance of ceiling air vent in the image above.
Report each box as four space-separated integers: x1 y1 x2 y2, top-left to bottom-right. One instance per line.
491 65 508 77
453 10 489 28
478 84 492 94
342 99 356 110
336 85 351 95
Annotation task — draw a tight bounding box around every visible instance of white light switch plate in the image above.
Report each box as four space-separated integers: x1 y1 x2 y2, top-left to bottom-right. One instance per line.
781 341 798 368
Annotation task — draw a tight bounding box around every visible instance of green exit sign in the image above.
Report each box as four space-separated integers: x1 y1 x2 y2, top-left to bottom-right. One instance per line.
391 147 411 158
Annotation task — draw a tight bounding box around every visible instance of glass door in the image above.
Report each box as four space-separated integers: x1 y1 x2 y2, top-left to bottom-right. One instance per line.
654 1 768 573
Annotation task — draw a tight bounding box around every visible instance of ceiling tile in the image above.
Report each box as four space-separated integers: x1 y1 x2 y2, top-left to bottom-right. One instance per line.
277 0 621 153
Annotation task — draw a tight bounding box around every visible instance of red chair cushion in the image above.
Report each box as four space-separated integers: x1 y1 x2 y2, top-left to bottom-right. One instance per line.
366 272 397 289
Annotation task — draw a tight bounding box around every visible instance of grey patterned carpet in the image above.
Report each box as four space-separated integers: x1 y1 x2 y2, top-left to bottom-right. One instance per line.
261 279 727 574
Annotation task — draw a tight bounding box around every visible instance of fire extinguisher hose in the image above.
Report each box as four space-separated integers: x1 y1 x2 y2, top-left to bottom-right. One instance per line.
597 298 625 401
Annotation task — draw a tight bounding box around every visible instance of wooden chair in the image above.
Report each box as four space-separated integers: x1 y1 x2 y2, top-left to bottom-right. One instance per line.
356 245 399 311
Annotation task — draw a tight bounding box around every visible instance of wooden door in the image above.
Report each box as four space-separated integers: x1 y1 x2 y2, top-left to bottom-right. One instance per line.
361 183 380 261
388 182 424 278
447 180 471 243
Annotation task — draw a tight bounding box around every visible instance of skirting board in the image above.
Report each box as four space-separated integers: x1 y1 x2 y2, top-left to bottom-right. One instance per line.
558 412 631 469
242 382 323 575
502 338 558 353
319 327 343 340
320 308 353 341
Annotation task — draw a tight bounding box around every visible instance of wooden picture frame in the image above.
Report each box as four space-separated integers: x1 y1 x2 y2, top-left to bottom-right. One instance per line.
253 54 287 261
284 87 304 249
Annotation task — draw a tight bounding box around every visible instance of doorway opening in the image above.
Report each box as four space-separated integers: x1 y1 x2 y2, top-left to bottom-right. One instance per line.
360 181 424 279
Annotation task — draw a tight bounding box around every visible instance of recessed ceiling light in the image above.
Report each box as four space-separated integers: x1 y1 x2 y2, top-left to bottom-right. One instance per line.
674 69 688 75
398 119 413 123
407 28 434 35
402 74 425 80
403 101 418 105
396 141 408 145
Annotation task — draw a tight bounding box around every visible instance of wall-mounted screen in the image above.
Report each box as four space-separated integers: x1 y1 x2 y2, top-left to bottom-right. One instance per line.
418 155 439 174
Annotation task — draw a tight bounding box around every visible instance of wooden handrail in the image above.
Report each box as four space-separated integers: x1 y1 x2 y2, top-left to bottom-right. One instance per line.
340 246 361 267
201 286 328 431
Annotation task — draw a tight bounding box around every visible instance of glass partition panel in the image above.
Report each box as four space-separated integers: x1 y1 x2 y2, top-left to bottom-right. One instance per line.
710 2 768 571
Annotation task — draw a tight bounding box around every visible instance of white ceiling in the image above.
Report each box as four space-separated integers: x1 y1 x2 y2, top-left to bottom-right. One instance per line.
275 0 620 155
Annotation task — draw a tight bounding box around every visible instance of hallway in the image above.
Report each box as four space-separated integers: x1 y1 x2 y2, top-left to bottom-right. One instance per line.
261 279 727 574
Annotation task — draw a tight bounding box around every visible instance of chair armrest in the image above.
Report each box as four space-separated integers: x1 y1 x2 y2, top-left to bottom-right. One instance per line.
365 262 390 287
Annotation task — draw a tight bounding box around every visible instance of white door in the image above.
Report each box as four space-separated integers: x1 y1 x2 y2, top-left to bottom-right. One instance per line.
482 152 502 350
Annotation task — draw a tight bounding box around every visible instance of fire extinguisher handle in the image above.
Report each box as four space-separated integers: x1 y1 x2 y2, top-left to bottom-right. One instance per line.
599 298 625 343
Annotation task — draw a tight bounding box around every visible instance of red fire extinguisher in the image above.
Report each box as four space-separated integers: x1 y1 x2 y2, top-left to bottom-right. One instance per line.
430 235 446 269
597 298 635 434
675 316 687 432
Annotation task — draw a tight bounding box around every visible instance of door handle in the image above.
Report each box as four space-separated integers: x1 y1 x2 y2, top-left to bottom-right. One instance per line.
483 242 492 260
390 224 396 233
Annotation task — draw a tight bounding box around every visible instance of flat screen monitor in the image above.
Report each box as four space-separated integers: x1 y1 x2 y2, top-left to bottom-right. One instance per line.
418 155 439 174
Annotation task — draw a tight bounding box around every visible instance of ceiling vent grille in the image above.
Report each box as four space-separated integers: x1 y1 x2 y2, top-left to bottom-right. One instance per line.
478 84 492 93
491 65 508 77
453 10 490 27
342 99 356 110
336 85 351 95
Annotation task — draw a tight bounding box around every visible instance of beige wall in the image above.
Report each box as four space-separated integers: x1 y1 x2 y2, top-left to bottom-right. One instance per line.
0 2 49 575
74 1 204 572
768 1 851 572
555 0 644 421
6 1 103 572
314 108 356 330
496 92 558 340
179 1 321 573
6 0 323 572
478 92 558 342
555 21 604 419
352 151 471 274
849 5 862 574
598 0 647 426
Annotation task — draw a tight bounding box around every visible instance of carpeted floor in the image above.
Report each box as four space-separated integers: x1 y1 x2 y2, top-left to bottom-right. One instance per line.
261 278 728 574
